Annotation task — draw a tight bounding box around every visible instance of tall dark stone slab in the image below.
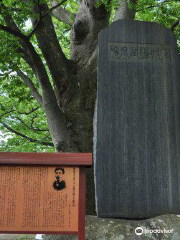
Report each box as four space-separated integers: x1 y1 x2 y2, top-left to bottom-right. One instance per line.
94 20 180 219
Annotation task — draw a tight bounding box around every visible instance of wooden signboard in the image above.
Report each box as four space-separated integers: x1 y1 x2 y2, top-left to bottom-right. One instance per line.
0 152 92 240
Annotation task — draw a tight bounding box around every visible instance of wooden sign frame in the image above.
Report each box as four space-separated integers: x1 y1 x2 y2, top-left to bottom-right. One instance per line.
0 152 92 240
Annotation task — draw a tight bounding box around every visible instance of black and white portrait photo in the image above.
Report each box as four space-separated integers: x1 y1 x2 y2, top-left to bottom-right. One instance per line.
53 167 66 191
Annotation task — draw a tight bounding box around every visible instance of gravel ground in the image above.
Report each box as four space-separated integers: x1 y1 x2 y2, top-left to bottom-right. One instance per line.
0 234 35 240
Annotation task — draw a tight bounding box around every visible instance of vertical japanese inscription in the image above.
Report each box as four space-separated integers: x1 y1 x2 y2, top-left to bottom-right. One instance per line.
0 166 79 232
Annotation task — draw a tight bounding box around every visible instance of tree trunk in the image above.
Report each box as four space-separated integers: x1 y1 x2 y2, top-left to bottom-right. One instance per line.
26 0 137 216
66 0 110 214
23 0 137 215
63 0 137 214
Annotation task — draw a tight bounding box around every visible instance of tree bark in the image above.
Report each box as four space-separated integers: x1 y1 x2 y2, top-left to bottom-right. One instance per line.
30 2 75 108
114 0 137 21
68 0 111 214
50 0 74 25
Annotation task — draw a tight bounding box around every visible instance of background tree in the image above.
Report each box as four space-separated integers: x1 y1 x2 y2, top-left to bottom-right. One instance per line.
0 0 179 214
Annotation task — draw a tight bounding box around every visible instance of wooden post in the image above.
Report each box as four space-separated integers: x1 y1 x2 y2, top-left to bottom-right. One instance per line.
78 168 86 240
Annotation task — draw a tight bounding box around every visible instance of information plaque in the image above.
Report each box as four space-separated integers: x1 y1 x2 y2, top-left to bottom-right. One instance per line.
0 152 92 240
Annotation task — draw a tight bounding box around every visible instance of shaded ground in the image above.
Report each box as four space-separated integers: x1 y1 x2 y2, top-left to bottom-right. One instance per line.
0 235 21 240
0 234 35 240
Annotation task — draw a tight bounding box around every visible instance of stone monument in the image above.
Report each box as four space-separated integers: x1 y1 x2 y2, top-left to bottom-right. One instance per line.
94 20 180 219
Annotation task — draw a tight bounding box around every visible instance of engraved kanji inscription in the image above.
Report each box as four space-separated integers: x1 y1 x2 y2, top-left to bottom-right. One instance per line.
108 42 172 63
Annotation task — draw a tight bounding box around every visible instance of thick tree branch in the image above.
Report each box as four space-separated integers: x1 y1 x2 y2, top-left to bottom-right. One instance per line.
0 23 27 40
16 69 43 106
1 122 53 147
28 0 67 38
17 48 38 77
73 0 110 46
47 0 67 15
114 0 137 21
1 12 44 97
0 2 28 39
50 0 74 25
171 18 180 31
20 40 78 151
29 1 75 104
0 4 40 80
1 10 39 80
28 18 41 39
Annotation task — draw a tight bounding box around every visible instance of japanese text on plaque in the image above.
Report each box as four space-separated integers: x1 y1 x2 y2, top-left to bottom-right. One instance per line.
0 166 79 232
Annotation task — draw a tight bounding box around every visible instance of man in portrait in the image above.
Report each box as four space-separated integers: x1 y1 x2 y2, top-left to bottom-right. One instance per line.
53 167 66 191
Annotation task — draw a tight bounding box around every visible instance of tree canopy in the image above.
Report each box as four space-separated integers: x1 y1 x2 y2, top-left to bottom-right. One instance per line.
0 0 179 152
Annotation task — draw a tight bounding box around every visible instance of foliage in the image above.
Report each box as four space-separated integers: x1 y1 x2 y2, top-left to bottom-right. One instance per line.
0 0 179 152
136 0 180 50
